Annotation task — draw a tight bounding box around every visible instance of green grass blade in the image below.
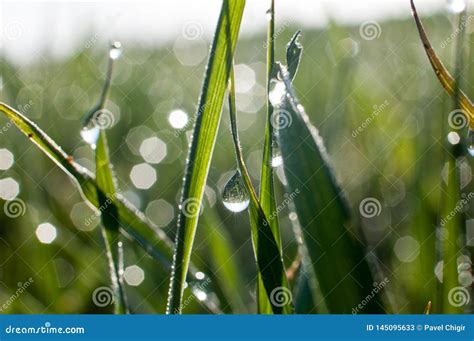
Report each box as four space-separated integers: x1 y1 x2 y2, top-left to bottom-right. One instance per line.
275 63 384 313
166 0 245 314
410 0 474 127
257 0 282 314
91 51 128 314
0 102 173 268
228 65 292 314
201 211 248 313
286 30 302 82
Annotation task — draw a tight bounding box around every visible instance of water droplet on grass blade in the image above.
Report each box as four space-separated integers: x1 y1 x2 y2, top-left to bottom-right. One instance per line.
268 79 286 107
271 136 283 167
446 0 466 13
447 131 460 145
80 124 100 149
265 9 272 20
468 129 474 157
109 41 123 60
222 170 250 213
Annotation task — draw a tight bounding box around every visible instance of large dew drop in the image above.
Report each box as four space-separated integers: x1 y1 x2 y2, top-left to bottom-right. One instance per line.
80 124 100 150
268 79 286 107
109 41 123 60
222 170 250 213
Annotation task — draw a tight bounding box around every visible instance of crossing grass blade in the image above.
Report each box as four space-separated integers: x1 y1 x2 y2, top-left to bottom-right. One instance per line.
410 0 474 127
257 0 284 314
166 0 245 314
228 65 292 314
90 52 128 314
0 102 176 267
275 62 385 313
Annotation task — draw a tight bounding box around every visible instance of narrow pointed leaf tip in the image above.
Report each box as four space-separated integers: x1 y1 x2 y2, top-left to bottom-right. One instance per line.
410 0 474 128
286 30 303 81
275 61 384 313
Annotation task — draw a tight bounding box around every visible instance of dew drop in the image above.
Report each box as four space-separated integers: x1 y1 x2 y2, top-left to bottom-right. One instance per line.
271 136 283 167
222 170 250 213
80 124 100 150
447 0 466 13
109 41 123 60
268 79 286 107
447 131 460 145
265 9 272 20
468 129 474 157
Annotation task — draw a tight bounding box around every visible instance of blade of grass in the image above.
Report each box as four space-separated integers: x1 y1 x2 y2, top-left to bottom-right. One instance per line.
90 48 128 314
228 64 292 314
410 0 474 127
0 102 175 265
439 7 468 314
166 0 245 314
257 0 283 314
275 63 385 313
201 210 248 313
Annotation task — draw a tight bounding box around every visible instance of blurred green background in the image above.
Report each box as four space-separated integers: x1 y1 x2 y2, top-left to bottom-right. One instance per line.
0 8 473 313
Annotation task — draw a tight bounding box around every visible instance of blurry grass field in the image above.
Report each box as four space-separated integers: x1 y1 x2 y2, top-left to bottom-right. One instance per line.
0 2 473 314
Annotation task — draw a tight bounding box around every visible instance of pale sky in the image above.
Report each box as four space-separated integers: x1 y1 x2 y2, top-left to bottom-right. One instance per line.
0 0 469 64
